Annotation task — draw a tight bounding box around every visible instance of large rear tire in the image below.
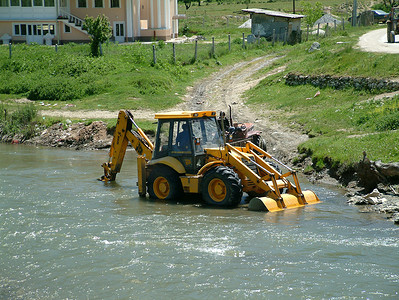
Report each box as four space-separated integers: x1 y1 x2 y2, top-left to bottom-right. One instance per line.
201 166 243 207
147 165 183 200
252 135 267 152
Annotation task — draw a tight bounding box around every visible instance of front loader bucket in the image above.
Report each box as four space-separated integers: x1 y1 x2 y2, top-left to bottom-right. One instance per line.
281 194 305 209
248 197 284 212
302 190 320 204
248 192 319 212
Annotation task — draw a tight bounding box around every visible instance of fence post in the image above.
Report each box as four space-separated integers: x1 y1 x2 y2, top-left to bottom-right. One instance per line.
152 44 156 64
9 43 12 59
342 18 345 31
284 29 288 45
317 23 320 36
212 37 215 56
325 23 329 37
173 43 176 64
227 17 229 27
334 20 337 31
228 34 231 51
272 29 275 46
55 44 58 53
194 40 198 61
242 32 245 49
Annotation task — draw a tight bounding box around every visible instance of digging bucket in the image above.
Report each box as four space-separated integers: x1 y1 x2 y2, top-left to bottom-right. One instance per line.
248 197 284 212
280 193 306 209
302 190 320 204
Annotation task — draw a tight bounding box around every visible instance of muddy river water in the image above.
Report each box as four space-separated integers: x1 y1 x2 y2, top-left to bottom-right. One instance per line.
1 144 398 299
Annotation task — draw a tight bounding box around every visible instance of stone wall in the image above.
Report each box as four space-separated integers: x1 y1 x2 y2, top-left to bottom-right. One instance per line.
285 73 399 92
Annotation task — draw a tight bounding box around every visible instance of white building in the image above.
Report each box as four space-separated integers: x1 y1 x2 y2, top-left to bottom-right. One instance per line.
0 0 181 44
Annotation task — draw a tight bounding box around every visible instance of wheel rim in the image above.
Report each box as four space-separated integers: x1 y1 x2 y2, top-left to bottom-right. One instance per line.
153 177 170 199
208 178 227 202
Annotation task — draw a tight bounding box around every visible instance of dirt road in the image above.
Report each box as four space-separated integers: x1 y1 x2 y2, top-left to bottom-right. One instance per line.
176 55 308 162
357 28 399 53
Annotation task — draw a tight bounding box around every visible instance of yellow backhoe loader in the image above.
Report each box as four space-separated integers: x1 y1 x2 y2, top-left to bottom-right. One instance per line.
100 110 320 212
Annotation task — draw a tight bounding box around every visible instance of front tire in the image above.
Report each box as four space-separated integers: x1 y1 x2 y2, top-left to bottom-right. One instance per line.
147 165 183 200
201 166 243 207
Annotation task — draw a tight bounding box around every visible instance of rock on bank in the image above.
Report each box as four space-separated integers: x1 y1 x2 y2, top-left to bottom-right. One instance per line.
25 121 112 150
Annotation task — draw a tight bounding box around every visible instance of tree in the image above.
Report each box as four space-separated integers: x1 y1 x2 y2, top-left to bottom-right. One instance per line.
82 14 112 57
182 0 192 9
300 1 323 27
373 0 399 11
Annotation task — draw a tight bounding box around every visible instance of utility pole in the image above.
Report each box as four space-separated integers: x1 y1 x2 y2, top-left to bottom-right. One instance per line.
293 0 295 14
353 0 358 26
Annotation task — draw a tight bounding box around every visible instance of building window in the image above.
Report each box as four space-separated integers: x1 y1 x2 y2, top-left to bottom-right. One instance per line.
110 0 119 8
77 0 86 8
0 0 9 7
42 24 49 35
64 24 71 33
21 0 32 6
94 0 102 8
11 0 19 5
33 0 42 6
44 0 54 6
13 23 55 36
20 24 27 35
14 24 20 35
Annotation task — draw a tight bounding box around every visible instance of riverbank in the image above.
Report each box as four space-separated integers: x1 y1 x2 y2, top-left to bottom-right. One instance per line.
2 51 399 224
7 55 395 224
10 108 397 225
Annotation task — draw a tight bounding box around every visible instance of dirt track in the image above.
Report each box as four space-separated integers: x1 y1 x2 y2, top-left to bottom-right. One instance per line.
357 28 399 53
176 55 307 162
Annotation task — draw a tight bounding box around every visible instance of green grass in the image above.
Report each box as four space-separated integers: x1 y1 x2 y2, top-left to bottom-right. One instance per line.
245 29 399 166
0 103 38 139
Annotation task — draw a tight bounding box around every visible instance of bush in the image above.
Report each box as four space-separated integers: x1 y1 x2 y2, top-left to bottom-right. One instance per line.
26 78 84 101
131 75 173 95
376 112 399 131
0 104 38 139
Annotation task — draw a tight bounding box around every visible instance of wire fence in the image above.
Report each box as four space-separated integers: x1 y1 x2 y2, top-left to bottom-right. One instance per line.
2 15 352 64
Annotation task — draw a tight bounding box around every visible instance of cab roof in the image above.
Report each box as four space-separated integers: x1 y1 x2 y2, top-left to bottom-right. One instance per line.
154 111 217 119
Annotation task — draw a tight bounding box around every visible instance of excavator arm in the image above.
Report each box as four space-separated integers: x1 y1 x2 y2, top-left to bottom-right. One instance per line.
100 110 154 182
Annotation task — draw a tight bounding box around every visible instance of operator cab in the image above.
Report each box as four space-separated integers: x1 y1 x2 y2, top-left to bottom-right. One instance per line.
153 111 224 174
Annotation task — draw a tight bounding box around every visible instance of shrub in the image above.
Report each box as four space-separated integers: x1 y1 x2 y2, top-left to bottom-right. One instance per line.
0 104 38 139
26 78 84 101
131 75 173 95
376 112 399 131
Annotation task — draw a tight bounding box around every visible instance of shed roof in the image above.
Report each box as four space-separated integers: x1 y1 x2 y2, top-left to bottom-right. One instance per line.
242 8 305 19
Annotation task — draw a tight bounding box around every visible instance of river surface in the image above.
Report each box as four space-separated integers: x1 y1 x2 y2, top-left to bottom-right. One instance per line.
0 144 398 299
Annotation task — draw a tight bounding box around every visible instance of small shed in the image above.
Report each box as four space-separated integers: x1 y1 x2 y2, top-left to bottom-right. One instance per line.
242 9 305 44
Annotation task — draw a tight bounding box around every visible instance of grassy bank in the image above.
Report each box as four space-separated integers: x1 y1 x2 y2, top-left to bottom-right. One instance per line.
245 25 399 169
0 30 279 109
